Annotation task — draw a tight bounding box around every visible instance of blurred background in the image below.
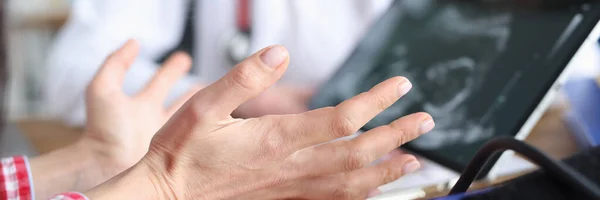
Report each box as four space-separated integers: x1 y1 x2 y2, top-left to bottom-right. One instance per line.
6 0 600 120
4 0 600 198
4 0 600 122
6 0 70 120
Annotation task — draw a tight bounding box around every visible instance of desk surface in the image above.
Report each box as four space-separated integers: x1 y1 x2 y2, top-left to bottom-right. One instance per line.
17 119 81 154
526 104 579 159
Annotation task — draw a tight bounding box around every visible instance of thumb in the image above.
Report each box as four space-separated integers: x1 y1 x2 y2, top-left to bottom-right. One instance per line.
188 45 289 120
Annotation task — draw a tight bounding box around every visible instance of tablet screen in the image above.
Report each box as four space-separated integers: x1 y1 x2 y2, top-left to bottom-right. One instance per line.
310 0 600 172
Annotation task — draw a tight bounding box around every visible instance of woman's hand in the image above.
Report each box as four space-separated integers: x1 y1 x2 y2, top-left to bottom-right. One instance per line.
86 45 434 200
82 40 199 186
30 40 200 199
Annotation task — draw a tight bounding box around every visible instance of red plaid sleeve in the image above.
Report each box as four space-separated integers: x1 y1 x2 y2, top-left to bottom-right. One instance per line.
49 192 88 200
0 156 89 200
0 156 33 200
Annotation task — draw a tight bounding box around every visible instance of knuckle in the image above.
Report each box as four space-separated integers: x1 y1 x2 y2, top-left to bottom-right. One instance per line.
263 139 281 158
266 171 288 188
330 112 356 137
397 130 411 147
184 103 210 123
259 131 286 159
230 62 261 91
332 184 354 200
391 128 408 147
368 92 389 112
331 180 359 200
345 148 371 170
381 166 400 184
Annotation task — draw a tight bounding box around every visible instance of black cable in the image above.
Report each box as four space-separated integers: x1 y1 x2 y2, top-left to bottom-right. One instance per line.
448 137 600 199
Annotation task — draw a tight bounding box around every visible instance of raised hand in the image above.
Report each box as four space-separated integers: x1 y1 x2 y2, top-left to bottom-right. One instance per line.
82 40 199 184
86 45 434 200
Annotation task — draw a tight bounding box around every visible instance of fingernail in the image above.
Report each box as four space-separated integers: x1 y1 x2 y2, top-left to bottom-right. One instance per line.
403 161 420 174
420 118 435 134
260 45 288 68
398 79 412 96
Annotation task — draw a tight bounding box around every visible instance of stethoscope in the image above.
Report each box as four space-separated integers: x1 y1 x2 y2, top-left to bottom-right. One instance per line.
225 0 252 65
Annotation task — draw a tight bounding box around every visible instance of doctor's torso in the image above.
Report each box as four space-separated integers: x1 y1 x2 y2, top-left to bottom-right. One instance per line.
191 0 393 86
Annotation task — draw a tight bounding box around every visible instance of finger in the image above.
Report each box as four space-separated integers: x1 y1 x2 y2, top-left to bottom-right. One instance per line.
88 39 139 95
275 77 412 155
166 85 202 117
139 52 192 101
331 76 412 135
189 45 289 120
343 112 432 169
289 112 433 176
297 154 419 200
344 154 420 195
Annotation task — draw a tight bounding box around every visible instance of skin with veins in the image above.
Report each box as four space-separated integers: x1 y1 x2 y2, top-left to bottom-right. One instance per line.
341 1 513 149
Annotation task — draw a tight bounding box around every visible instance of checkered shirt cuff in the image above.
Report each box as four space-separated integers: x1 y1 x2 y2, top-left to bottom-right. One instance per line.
0 156 33 200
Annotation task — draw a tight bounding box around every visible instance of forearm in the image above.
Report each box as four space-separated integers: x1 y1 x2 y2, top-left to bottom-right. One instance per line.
29 139 105 199
85 162 164 200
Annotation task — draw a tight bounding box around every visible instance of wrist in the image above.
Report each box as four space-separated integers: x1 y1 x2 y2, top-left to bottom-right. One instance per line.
29 139 106 198
85 161 172 200
77 132 142 181
68 138 118 189
141 147 251 199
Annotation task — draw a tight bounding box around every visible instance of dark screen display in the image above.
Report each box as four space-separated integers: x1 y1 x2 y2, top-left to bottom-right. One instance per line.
310 0 600 172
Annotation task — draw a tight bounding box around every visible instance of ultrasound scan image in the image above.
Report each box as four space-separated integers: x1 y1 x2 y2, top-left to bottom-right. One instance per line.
337 0 513 149
313 0 598 169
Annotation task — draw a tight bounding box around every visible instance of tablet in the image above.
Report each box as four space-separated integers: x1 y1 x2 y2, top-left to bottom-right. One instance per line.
310 0 600 177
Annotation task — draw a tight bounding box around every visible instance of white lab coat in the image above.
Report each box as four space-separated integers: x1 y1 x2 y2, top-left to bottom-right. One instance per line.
45 0 393 126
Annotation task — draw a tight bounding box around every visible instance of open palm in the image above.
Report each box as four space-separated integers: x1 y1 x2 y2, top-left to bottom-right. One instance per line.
82 40 198 174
